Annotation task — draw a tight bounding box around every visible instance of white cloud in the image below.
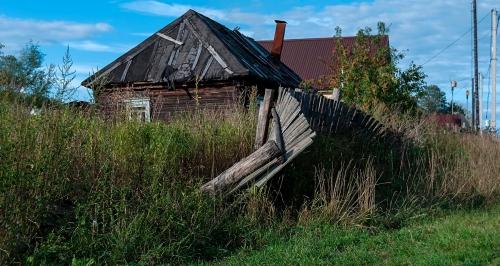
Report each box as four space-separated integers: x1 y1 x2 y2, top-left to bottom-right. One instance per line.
131 32 153 37
67 40 113 52
0 15 112 51
121 1 227 20
65 40 131 53
121 1 274 25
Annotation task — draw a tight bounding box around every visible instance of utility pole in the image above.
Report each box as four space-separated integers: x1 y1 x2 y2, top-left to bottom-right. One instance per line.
471 3 476 128
491 8 497 130
473 0 480 132
480 72 483 129
472 78 475 126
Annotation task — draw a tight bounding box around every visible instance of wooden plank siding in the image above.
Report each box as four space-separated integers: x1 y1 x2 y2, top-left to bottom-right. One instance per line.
96 85 241 121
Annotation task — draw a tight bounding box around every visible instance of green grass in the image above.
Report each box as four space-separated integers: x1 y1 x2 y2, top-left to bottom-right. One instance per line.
212 205 500 265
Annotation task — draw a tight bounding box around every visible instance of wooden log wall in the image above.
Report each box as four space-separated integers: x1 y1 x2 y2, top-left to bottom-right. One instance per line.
96 85 239 121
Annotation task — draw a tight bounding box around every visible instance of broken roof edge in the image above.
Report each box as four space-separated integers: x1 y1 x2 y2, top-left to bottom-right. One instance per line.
195 12 301 87
85 72 299 93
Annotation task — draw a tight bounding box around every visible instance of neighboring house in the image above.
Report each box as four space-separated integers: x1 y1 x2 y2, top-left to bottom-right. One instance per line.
258 36 389 90
427 113 470 131
82 10 300 121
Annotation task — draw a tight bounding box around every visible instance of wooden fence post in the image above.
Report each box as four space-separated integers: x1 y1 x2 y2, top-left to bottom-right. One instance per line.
254 89 273 150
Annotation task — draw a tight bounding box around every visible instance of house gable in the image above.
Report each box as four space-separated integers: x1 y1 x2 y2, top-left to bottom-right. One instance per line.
82 10 301 89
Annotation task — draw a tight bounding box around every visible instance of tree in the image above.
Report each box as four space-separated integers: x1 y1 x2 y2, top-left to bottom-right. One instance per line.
324 22 427 114
417 85 447 114
0 41 54 99
0 42 80 103
441 103 467 116
54 46 78 101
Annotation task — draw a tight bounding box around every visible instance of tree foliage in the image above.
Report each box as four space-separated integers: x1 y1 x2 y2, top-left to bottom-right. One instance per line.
0 42 78 103
417 85 447 114
0 42 54 99
417 84 467 116
441 102 467 116
324 22 427 114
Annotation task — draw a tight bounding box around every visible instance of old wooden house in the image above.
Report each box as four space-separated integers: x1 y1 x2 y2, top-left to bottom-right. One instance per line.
82 9 300 121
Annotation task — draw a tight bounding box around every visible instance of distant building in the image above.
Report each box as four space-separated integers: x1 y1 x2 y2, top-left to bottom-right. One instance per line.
426 113 470 130
82 10 300 121
258 36 390 90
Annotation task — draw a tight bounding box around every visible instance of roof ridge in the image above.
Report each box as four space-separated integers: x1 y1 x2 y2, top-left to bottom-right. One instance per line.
258 35 389 43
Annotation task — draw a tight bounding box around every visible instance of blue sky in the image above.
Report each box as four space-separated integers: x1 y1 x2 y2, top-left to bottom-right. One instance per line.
1 0 499 126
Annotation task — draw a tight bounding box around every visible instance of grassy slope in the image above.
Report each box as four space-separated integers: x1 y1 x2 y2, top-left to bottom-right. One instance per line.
212 206 500 265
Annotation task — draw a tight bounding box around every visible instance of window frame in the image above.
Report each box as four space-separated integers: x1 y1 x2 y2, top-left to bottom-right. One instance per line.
124 98 151 122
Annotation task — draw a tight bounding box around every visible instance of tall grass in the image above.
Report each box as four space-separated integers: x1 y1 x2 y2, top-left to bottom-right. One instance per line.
0 92 498 264
291 108 499 227
0 94 258 264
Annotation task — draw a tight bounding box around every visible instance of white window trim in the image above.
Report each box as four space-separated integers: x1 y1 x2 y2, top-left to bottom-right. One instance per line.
124 98 151 122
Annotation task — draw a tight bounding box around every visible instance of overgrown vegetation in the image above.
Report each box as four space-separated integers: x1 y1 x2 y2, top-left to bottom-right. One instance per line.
0 35 498 264
0 93 260 264
320 22 427 113
0 92 498 264
320 23 466 117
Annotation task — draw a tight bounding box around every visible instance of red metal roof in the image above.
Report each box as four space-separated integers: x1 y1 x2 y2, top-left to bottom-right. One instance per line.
426 114 467 128
258 36 389 86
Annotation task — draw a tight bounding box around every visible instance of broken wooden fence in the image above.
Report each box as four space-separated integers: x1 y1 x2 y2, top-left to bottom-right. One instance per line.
200 88 386 195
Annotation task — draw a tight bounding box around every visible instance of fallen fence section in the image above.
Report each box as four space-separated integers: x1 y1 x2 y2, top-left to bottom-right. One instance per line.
200 88 315 195
288 89 387 140
200 88 388 195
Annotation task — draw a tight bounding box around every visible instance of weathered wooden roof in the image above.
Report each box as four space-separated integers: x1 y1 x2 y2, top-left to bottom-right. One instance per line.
82 10 301 88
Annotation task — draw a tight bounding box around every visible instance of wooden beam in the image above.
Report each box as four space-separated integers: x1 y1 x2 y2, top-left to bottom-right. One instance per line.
254 89 273 150
199 56 214 80
120 60 132 82
206 45 234 75
200 140 282 194
183 18 234 75
191 41 203 70
255 136 314 188
86 40 151 86
155 32 183 45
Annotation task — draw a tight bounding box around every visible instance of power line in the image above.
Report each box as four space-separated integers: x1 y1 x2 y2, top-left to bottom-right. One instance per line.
421 12 489 66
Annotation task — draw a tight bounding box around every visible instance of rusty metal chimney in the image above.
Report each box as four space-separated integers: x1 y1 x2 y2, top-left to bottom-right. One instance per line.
271 20 286 61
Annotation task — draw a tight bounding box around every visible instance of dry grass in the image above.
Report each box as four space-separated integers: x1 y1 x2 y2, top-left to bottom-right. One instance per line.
301 159 378 224
423 133 500 202
294 108 499 226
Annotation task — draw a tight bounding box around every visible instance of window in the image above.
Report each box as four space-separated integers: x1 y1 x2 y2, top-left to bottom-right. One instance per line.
124 98 151 122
